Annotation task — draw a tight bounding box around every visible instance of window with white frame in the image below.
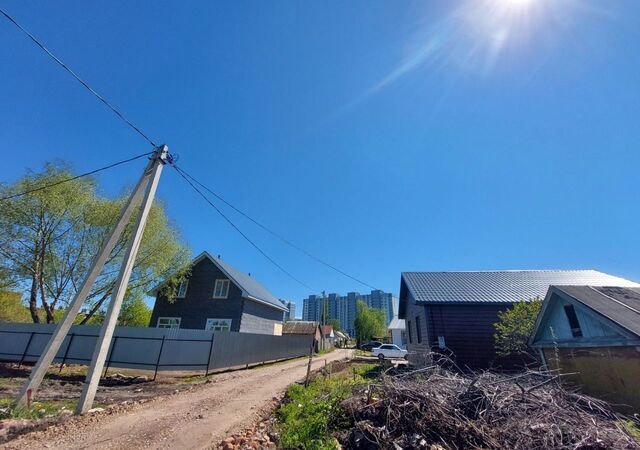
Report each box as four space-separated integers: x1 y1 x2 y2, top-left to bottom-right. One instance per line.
205 318 232 331
176 280 189 298
157 317 181 329
213 279 230 298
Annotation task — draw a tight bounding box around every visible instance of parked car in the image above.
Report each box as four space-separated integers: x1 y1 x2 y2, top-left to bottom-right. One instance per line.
371 344 408 360
360 341 383 351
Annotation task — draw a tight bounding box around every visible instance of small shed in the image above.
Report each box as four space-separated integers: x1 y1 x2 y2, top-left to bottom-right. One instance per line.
388 316 406 349
320 325 335 350
282 321 322 352
530 285 640 412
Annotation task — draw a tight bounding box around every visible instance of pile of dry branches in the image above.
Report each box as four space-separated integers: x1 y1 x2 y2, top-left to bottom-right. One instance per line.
340 366 639 450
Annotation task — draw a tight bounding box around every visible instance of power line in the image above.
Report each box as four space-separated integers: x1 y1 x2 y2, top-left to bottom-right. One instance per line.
0 7 157 148
171 165 314 291
173 165 381 292
0 151 155 202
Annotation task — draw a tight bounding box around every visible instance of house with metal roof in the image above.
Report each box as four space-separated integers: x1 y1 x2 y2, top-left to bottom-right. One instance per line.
149 251 287 335
398 270 639 370
530 286 640 412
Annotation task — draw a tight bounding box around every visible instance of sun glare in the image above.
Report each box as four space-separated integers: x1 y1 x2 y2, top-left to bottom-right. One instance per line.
503 0 534 7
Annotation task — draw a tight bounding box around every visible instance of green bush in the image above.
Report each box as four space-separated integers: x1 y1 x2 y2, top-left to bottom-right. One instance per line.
494 298 542 357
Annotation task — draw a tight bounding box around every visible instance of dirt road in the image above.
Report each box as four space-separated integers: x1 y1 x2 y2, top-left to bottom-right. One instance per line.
2 349 352 450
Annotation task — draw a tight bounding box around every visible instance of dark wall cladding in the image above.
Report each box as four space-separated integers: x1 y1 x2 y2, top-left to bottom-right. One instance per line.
150 257 244 331
426 303 528 370
0 323 312 372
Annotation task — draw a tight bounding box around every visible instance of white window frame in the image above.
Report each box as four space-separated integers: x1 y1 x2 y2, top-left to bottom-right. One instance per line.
176 280 189 298
212 279 230 299
157 317 181 329
205 318 232 332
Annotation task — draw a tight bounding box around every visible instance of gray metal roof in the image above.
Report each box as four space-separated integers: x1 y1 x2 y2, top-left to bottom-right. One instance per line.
282 321 320 335
388 317 405 330
402 270 639 304
196 252 287 311
551 286 640 338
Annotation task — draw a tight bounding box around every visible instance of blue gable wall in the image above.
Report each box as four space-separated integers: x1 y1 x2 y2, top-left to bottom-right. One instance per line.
532 291 640 348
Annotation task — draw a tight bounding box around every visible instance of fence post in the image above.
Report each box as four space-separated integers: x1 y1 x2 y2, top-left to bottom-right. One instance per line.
19 332 35 368
304 342 314 387
58 333 75 374
205 333 215 377
102 336 118 378
153 335 166 381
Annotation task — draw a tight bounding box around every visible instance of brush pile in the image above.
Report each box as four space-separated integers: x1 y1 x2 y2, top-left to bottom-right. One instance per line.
340 366 640 450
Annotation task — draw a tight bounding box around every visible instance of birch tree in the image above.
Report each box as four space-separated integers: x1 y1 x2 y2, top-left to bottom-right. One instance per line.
0 162 190 324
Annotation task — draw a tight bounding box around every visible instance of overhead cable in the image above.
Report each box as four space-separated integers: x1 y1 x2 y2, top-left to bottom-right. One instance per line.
171 165 314 291
0 151 154 201
0 7 157 147
173 164 381 292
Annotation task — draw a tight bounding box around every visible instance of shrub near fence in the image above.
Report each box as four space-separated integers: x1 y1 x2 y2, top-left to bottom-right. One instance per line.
0 322 313 377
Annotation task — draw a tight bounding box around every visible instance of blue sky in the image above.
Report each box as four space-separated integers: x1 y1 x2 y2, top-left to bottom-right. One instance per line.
1 0 639 315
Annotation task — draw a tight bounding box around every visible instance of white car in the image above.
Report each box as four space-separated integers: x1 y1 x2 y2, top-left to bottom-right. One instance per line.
371 344 408 360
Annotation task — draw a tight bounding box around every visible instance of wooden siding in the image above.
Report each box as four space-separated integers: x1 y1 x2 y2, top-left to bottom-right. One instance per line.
534 292 639 347
425 303 527 370
544 346 640 413
240 299 285 335
150 257 244 331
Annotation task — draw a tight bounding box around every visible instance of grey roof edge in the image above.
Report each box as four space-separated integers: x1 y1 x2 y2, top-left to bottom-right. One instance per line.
150 251 287 312
197 251 287 312
400 272 418 304
400 270 639 305
401 269 604 274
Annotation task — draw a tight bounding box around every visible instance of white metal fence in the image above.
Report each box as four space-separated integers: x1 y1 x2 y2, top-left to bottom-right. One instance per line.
0 322 312 377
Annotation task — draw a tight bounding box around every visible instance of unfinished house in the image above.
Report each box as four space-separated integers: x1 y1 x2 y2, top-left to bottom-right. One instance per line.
530 285 640 412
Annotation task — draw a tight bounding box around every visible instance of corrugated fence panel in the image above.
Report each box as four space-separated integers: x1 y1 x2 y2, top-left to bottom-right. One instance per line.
0 323 312 373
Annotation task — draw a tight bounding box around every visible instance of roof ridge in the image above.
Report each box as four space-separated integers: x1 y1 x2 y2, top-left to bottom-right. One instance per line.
402 269 598 274
401 270 639 305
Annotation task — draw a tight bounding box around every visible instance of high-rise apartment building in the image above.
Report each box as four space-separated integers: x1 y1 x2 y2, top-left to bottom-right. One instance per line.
282 301 296 321
302 290 395 336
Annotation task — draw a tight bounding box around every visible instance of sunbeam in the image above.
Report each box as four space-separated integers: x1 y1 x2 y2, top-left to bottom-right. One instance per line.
343 0 596 110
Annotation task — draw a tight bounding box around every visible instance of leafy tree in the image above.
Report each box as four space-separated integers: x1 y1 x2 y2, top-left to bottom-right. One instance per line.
0 291 31 323
494 298 543 357
0 163 95 323
354 300 386 345
0 266 13 291
328 319 342 332
117 296 152 327
0 163 190 324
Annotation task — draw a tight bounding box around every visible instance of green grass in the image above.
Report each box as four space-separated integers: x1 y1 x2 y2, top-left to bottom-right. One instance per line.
621 420 640 443
0 398 106 420
276 363 378 450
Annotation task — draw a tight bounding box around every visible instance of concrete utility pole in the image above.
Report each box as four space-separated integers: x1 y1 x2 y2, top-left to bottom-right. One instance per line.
15 146 170 414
